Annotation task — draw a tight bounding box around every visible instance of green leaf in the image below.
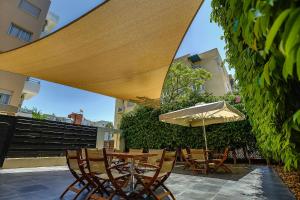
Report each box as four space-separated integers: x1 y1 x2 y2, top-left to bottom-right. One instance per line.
263 59 271 85
285 14 300 54
243 0 251 14
281 8 300 54
267 0 275 6
283 46 296 80
297 47 300 80
265 8 292 53
254 18 260 39
293 110 300 124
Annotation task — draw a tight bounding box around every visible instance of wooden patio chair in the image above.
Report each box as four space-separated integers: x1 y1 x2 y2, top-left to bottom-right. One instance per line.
126 148 146 168
147 149 164 165
80 148 107 200
190 149 208 174
209 147 231 173
60 149 90 200
129 148 143 153
136 149 164 172
129 149 144 163
102 148 132 200
181 148 193 169
83 148 130 200
134 150 177 200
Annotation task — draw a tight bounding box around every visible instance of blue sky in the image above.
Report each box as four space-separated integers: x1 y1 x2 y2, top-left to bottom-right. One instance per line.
23 0 228 123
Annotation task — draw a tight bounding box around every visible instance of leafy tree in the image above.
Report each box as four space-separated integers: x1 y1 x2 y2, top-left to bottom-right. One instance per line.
105 122 114 129
211 0 300 169
31 107 46 120
161 61 211 105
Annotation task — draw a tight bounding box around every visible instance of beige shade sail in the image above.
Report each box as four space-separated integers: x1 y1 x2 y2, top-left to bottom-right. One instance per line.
0 0 203 104
159 101 245 150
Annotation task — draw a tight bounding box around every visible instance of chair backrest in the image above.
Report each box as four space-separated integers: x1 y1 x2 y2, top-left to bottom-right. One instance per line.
148 149 164 165
222 148 229 161
160 151 177 174
66 149 80 172
190 149 206 160
85 148 106 174
181 148 189 160
80 148 87 160
102 148 130 198
129 148 143 153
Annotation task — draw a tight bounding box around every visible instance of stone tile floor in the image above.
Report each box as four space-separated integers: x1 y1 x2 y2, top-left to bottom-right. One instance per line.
0 165 295 200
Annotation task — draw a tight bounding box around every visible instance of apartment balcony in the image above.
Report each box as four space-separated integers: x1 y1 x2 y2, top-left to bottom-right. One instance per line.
22 78 40 100
0 104 18 115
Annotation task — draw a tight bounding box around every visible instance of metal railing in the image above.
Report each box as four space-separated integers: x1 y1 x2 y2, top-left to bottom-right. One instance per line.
26 77 40 84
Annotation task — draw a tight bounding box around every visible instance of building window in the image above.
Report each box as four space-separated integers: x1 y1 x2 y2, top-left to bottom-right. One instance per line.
19 0 41 18
191 64 202 69
127 101 135 107
8 23 32 42
0 93 11 105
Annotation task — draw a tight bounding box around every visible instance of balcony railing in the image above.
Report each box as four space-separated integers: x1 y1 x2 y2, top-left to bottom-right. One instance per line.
22 77 40 100
26 77 40 84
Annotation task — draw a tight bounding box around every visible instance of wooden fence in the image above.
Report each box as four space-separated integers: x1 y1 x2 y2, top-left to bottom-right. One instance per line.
0 115 97 167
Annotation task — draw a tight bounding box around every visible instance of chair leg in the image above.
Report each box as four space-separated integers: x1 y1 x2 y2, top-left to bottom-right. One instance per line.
94 179 109 196
161 183 176 200
191 163 197 175
84 187 97 200
108 191 116 200
60 179 79 199
149 188 160 200
213 162 231 173
204 163 208 174
73 183 90 200
221 164 232 173
183 162 190 170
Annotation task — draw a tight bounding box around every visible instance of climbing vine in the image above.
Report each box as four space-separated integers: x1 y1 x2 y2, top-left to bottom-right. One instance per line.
211 0 300 169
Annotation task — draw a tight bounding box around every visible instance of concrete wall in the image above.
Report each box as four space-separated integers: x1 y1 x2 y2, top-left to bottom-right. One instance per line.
197 49 231 96
0 0 50 115
175 48 232 96
0 71 26 108
0 0 51 52
96 127 125 151
114 99 136 129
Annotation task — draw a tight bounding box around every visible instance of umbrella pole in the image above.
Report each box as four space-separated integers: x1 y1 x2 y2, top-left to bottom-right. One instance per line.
202 118 208 160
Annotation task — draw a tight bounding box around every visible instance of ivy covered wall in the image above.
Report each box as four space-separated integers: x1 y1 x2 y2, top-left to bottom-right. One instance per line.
120 102 255 153
211 0 300 169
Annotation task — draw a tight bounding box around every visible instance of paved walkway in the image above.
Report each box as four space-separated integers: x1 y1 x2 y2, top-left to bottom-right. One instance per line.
0 166 295 200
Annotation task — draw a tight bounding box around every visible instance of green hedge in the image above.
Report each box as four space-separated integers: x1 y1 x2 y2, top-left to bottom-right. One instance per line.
120 103 255 152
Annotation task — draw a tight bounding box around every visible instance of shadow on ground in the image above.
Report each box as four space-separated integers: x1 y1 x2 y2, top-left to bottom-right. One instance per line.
173 163 257 181
0 165 295 200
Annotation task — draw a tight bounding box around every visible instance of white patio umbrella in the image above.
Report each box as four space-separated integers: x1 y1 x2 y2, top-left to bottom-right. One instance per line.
159 101 245 151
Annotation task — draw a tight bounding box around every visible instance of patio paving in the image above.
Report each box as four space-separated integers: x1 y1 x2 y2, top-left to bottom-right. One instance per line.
0 165 295 200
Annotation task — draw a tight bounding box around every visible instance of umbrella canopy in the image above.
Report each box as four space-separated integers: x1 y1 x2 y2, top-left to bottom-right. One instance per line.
159 101 245 150
0 0 203 104
159 101 245 127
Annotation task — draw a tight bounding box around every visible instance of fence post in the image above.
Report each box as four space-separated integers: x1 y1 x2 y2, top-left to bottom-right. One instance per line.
96 128 105 148
0 121 15 167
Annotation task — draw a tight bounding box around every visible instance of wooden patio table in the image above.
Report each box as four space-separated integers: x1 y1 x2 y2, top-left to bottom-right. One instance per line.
107 152 158 192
